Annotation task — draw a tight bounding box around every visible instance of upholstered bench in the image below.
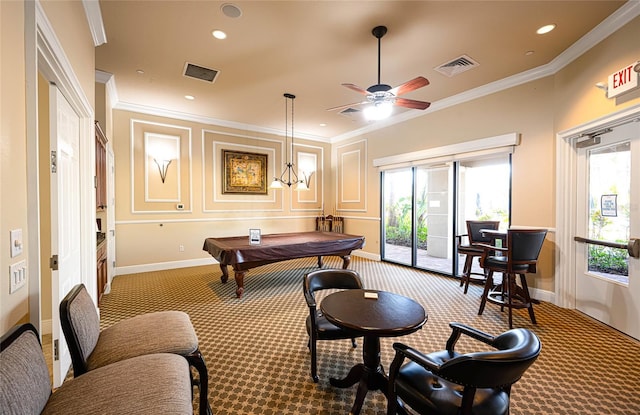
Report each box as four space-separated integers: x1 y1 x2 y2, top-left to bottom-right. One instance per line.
0 323 193 415
60 284 210 415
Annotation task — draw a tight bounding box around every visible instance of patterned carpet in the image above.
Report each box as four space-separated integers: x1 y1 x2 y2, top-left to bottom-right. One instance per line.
99 256 640 414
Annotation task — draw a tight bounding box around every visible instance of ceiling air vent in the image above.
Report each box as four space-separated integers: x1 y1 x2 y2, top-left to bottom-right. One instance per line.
339 107 362 119
434 54 479 77
183 62 220 83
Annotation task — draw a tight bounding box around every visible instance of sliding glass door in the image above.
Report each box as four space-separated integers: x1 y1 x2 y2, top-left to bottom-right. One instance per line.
455 156 511 276
381 155 510 276
382 169 414 266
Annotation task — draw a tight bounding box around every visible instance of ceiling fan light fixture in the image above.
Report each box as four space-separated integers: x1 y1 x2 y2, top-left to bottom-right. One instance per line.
329 25 430 114
364 101 393 120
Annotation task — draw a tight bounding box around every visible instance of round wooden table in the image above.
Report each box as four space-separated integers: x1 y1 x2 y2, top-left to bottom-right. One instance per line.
320 289 427 415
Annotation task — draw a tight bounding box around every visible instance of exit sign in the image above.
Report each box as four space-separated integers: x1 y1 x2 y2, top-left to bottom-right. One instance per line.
607 62 639 98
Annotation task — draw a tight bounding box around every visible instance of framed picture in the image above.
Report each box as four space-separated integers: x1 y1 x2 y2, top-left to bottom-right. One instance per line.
249 228 261 245
222 150 268 194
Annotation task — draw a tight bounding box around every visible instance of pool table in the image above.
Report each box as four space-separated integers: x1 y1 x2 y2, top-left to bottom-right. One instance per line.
202 231 365 297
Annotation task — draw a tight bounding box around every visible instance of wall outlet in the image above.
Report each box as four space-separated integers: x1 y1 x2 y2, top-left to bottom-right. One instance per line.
9 260 27 294
179 245 185 252
176 203 184 210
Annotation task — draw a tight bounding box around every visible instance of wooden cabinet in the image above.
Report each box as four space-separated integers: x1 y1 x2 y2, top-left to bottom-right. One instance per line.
95 121 108 304
96 240 107 305
95 121 107 211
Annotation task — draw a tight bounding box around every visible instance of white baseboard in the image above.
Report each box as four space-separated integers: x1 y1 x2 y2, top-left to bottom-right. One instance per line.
115 252 380 277
115 257 216 276
530 287 555 304
353 251 380 261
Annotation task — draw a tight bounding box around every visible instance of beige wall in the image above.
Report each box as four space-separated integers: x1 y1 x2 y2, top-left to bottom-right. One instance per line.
39 0 95 109
112 110 332 268
0 1 95 334
554 15 640 131
1 0 29 332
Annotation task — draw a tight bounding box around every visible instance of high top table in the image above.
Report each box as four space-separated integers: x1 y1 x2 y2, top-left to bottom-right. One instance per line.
320 289 427 415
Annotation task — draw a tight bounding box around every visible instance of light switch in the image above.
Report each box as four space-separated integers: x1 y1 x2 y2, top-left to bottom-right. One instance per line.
10 229 23 258
9 260 27 293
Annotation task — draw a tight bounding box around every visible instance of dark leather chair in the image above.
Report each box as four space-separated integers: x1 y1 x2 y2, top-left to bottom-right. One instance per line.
456 220 500 294
59 284 211 415
387 322 541 415
303 268 364 382
478 228 548 328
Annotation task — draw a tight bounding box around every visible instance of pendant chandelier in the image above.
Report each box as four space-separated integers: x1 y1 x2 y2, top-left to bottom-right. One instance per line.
270 93 308 191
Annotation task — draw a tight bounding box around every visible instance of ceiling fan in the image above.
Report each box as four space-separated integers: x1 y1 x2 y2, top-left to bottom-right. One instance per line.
328 25 431 119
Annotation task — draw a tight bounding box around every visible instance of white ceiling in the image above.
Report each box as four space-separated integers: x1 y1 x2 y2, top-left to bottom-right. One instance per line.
95 1 635 141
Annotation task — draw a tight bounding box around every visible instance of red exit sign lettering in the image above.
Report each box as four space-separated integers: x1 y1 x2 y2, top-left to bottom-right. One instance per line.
607 62 639 98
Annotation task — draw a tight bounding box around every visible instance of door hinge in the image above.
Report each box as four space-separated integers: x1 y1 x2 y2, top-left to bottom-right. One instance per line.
50 255 59 271
54 339 59 361
51 150 57 173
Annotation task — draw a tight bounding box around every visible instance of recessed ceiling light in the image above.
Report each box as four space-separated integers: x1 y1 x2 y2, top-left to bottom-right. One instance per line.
212 30 227 40
536 24 556 35
319 123 327 127
136 69 145 74
221 3 242 18
185 95 195 100
525 50 535 56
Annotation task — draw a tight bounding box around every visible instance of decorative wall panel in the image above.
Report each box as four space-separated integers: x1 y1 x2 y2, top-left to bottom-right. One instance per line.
336 140 367 211
131 120 192 213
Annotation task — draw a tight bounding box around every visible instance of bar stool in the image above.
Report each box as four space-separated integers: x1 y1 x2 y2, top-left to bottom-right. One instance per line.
457 220 500 294
478 228 548 328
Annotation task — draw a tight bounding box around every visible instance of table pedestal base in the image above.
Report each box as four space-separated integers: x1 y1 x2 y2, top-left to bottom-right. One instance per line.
329 336 388 415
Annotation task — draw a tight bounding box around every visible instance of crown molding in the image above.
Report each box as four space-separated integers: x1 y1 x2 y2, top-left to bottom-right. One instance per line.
82 0 107 46
114 100 332 143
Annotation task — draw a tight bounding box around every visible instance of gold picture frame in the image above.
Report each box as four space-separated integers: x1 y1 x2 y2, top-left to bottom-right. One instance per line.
222 150 268 194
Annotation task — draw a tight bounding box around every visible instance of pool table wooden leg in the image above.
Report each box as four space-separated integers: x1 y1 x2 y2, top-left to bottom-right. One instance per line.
219 264 229 283
233 269 246 298
341 255 351 269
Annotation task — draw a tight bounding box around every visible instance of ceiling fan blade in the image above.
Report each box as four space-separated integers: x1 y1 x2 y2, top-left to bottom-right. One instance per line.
326 101 367 111
342 83 370 95
389 76 430 96
395 97 431 110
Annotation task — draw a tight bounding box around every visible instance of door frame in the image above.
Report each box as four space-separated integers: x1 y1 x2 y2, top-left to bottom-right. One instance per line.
25 2 96 334
555 103 640 308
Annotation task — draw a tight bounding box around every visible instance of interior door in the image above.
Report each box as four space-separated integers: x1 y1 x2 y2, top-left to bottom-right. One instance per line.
575 120 640 340
50 86 82 386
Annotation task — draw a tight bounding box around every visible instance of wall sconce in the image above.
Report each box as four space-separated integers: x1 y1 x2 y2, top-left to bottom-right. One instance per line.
298 171 314 191
146 135 178 184
153 158 172 183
